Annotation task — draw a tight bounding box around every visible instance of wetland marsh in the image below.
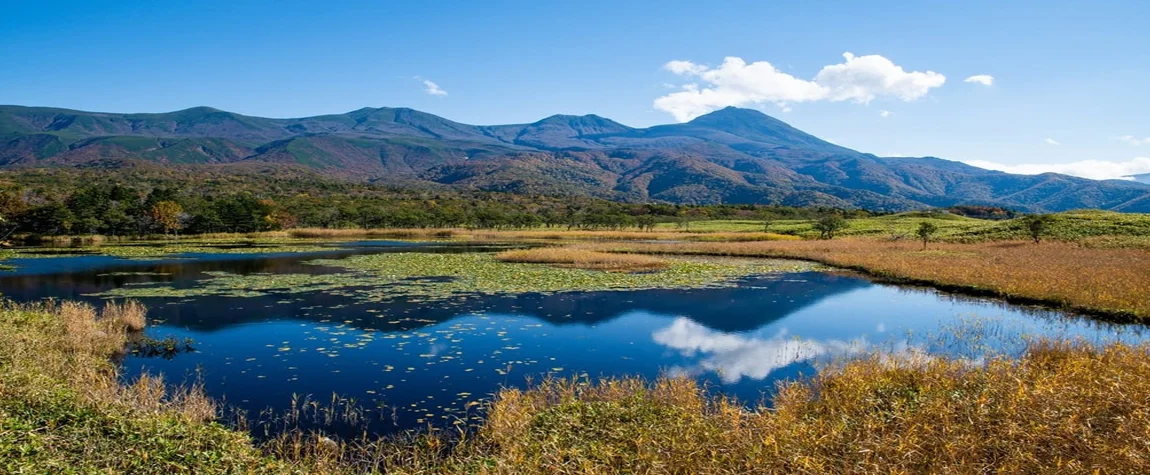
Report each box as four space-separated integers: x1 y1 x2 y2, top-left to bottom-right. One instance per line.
1 240 1143 436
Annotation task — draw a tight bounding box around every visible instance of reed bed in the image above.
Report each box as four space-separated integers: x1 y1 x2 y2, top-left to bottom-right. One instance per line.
495 248 669 272
288 228 459 239
0 300 280 473
452 341 1150 474
581 239 1150 321
286 227 800 242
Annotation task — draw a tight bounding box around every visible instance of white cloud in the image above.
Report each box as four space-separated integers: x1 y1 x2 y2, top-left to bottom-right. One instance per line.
964 74 995 86
1117 135 1150 146
880 109 891 118
665 60 708 76
421 79 448 96
815 53 946 103
654 52 945 122
962 157 1150 180
1044 138 1060 146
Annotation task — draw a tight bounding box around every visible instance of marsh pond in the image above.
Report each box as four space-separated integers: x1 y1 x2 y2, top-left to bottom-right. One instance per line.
1 241 1144 435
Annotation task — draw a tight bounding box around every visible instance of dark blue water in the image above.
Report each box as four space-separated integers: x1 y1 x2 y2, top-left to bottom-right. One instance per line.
1 242 1144 434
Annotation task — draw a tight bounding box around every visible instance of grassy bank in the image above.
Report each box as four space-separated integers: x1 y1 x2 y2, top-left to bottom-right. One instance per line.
455 341 1150 473
582 239 1150 322
5 301 1150 473
0 300 285 473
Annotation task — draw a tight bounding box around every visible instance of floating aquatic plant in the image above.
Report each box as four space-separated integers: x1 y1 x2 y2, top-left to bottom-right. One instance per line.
87 252 816 304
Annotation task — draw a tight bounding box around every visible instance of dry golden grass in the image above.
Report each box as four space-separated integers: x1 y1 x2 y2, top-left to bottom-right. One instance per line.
286 227 800 242
582 239 1150 321
454 341 1150 474
15 227 804 246
0 300 278 473
496 248 669 272
100 299 148 332
288 228 458 239
475 229 798 242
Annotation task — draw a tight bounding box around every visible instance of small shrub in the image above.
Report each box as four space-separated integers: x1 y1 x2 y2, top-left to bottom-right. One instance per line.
813 215 849 239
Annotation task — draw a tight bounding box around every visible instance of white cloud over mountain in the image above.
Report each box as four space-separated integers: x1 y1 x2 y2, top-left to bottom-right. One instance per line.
963 157 1150 180
654 53 946 121
422 79 447 96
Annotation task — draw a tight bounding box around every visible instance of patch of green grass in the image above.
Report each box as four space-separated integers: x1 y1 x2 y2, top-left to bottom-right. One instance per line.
0 249 15 270
655 213 997 239
954 210 1150 243
658 210 1150 245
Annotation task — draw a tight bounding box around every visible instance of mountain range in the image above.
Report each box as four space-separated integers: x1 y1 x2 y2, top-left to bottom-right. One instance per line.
1127 173 1150 185
2 104 1149 212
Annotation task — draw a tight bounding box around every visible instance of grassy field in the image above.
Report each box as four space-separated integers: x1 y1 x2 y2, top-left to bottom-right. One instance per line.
9 209 1149 250
5 301 1150 473
581 239 1150 322
657 209 1150 243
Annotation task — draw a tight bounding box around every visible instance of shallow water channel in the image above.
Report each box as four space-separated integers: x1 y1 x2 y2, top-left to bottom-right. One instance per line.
1 241 1144 435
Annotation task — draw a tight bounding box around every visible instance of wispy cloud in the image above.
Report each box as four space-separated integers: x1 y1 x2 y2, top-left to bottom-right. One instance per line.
1117 135 1150 146
879 110 891 118
963 74 995 86
1044 138 1061 146
654 53 945 122
419 78 448 96
963 157 1150 180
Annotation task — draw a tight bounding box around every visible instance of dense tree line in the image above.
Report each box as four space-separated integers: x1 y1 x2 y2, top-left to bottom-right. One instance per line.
0 168 876 238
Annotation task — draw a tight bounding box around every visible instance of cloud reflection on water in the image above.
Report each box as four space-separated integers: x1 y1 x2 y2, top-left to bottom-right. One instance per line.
652 317 869 383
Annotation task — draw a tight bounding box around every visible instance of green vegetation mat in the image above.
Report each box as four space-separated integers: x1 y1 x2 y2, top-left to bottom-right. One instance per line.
86 253 816 302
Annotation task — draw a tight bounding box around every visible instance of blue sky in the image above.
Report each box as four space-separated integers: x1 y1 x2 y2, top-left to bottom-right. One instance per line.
2 0 1148 178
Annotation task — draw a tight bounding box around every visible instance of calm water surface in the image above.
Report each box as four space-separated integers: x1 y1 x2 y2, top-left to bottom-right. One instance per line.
1 241 1144 434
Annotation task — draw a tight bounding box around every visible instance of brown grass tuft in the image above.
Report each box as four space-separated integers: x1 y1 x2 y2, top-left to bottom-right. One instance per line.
100 299 147 332
496 248 669 272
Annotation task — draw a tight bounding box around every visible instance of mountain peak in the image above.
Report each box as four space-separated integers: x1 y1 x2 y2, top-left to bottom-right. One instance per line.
688 106 777 124
530 114 632 134
170 106 226 115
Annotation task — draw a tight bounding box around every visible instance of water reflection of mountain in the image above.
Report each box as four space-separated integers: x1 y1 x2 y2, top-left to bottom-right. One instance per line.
0 245 874 334
127 271 872 333
0 242 515 300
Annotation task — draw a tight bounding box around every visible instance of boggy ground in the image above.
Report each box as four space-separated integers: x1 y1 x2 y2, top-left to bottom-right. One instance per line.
6 210 1150 472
